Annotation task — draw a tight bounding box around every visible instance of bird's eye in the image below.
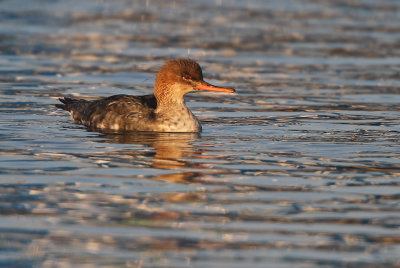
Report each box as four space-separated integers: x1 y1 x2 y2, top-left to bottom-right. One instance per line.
183 74 192 80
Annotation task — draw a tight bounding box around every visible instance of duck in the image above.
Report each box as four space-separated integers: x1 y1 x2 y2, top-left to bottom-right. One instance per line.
56 58 235 132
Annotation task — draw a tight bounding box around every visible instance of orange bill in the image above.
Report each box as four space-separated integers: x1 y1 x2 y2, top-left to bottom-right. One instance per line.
196 82 235 93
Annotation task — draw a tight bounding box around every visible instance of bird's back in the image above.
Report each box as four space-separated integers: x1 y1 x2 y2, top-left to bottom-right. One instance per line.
57 94 157 131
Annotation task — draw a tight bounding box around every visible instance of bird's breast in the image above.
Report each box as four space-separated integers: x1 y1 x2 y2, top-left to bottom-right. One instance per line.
154 107 201 132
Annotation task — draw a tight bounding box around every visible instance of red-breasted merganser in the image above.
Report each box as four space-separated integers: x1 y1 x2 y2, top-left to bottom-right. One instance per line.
56 59 235 132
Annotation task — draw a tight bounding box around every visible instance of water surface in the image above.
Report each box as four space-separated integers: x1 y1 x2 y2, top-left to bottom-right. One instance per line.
1 0 400 267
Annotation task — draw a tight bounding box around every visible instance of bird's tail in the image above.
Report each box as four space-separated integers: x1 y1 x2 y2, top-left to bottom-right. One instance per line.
56 97 91 124
55 97 87 111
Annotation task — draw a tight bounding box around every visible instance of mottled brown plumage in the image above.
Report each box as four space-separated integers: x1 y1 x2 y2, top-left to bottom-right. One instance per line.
56 59 235 133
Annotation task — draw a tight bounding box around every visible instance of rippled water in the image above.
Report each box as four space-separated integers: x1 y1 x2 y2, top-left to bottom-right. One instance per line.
1 0 400 267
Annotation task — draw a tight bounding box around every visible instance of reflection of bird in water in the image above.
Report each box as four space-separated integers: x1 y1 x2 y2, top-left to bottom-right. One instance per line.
56 59 235 132
96 132 235 203
99 132 204 184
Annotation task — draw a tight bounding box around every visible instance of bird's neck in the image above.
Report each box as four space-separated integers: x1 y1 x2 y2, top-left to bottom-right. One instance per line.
154 84 186 112
155 96 187 113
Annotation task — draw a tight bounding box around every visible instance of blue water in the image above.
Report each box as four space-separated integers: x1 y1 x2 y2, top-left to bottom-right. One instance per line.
1 0 400 267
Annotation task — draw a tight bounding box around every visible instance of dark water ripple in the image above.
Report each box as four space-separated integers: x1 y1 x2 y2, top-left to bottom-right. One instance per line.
1 0 400 267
